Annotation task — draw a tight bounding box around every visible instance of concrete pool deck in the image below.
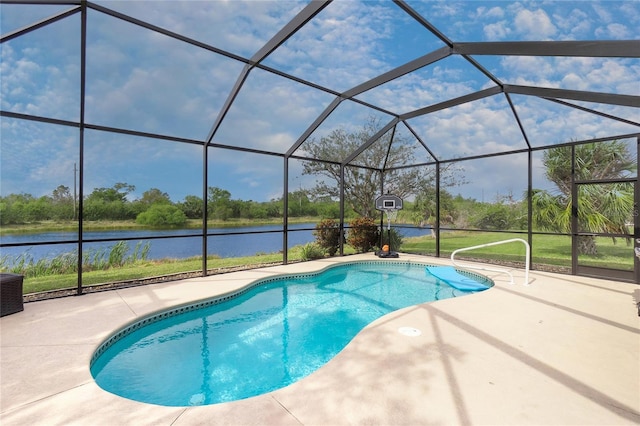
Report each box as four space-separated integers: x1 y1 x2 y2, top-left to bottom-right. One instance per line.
1 253 639 425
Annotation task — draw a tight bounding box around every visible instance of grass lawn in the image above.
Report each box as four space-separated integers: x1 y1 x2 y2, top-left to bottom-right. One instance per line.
400 231 633 270
23 252 291 294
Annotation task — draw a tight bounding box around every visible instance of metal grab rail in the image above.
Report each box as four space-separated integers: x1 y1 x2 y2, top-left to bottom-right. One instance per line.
450 238 530 286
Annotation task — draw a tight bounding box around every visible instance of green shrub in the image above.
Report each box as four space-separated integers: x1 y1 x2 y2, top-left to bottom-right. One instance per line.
313 219 343 256
300 243 325 261
136 205 187 227
380 227 404 251
347 216 380 253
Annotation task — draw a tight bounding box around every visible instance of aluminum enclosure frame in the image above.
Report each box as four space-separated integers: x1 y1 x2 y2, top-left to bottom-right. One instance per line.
1 0 639 292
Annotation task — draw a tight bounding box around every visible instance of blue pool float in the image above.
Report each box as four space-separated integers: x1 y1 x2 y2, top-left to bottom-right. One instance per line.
425 266 491 291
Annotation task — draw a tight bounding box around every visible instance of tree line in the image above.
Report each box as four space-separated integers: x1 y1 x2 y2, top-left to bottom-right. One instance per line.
0 184 346 227
0 181 532 232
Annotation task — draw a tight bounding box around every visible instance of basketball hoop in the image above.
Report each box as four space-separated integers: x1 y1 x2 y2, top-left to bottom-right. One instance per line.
374 194 403 258
383 208 398 230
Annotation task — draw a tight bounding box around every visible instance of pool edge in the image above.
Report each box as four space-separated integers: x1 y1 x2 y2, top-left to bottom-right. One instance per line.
88 258 494 368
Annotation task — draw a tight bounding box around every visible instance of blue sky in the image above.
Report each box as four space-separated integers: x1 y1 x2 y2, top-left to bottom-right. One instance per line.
1 0 638 204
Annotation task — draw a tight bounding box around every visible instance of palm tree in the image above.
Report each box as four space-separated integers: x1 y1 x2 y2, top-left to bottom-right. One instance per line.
531 140 636 255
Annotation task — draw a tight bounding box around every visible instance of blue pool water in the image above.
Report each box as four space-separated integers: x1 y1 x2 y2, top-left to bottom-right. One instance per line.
90 261 492 407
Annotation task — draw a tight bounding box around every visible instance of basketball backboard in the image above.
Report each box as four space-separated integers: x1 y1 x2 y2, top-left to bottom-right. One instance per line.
375 194 403 211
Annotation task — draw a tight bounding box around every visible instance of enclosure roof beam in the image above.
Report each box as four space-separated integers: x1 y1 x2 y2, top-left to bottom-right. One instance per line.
285 45 451 158
505 93 532 149
87 2 247 64
206 0 331 144
205 66 250 143
285 97 343 157
453 40 640 58
341 46 452 99
401 120 440 162
1 6 81 43
342 117 400 166
250 0 332 65
505 85 640 108
546 98 640 127
394 1 508 88
401 86 503 120
393 0 453 47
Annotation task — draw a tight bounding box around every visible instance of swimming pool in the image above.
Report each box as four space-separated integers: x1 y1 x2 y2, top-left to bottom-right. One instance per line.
90 261 492 406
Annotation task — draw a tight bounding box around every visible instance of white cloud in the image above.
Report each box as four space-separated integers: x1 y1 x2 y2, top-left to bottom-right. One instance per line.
499 55 640 96
500 56 556 81
552 8 591 40
407 96 526 163
263 0 406 91
514 8 557 40
595 23 630 39
0 119 79 197
561 73 586 90
484 21 512 40
84 15 245 140
619 2 640 26
430 2 464 19
584 59 640 95
91 0 305 58
485 6 505 19
455 152 530 201
358 73 478 115
590 3 613 24
1 35 79 120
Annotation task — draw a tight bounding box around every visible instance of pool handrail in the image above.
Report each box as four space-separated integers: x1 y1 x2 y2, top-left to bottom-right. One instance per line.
450 238 530 286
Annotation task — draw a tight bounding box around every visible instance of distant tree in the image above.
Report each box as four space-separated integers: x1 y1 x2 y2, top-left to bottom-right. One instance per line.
0 193 35 224
287 189 313 217
86 182 135 203
130 188 173 217
245 202 266 219
471 193 527 231
207 187 233 220
23 196 50 222
260 198 284 217
263 199 283 217
472 203 512 230
50 185 75 220
178 195 203 219
136 204 187 227
302 116 464 218
532 141 636 255
52 185 73 203
411 188 458 228
139 188 171 206
84 183 136 220
312 195 342 219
